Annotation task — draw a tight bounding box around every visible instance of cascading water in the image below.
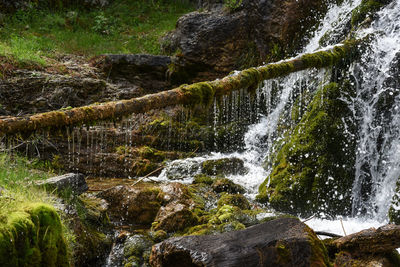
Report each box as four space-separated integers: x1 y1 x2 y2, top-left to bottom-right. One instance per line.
350 0 400 219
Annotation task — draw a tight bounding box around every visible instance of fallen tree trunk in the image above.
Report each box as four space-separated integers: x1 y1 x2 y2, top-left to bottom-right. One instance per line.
0 41 358 136
332 224 400 254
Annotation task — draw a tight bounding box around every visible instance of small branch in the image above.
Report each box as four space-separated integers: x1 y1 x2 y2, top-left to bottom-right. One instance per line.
315 231 342 238
301 214 315 223
131 166 164 186
340 218 347 236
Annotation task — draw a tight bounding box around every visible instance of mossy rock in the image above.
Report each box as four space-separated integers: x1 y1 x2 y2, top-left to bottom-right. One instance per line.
258 82 356 217
217 193 250 210
212 178 245 194
123 234 153 261
0 203 69 267
202 157 247 176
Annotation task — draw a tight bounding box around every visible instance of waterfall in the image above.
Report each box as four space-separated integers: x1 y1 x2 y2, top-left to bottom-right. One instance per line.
350 0 400 219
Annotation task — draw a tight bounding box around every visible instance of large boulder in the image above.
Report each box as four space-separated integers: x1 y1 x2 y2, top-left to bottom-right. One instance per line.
162 0 333 82
150 217 330 267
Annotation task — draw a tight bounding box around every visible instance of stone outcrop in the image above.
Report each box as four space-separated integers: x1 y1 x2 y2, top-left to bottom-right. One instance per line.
150 217 330 267
162 0 334 81
36 172 88 195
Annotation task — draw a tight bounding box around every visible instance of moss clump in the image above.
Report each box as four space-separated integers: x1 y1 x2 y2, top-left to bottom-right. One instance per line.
351 0 384 27
184 204 247 236
0 203 69 267
258 82 356 217
217 193 251 210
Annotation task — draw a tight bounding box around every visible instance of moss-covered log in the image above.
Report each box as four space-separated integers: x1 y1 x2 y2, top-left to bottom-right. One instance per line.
0 41 358 136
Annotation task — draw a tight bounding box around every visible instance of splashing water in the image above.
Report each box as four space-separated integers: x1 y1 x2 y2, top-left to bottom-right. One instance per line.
350 0 400 219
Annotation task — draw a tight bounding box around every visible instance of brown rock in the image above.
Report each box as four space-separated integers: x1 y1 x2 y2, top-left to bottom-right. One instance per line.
98 185 163 225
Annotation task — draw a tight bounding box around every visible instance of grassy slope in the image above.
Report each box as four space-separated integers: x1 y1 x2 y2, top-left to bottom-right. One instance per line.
0 0 195 67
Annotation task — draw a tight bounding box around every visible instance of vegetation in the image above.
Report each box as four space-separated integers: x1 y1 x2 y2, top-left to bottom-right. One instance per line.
0 153 71 266
0 0 195 67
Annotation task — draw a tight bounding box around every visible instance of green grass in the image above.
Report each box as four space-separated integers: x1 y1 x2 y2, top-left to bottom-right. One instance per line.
0 153 56 218
0 0 195 66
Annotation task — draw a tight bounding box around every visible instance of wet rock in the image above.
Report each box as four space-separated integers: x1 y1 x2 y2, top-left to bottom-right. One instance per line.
36 173 88 195
150 217 330 267
202 157 247 176
152 201 199 232
98 185 163 225
164 159 202 180
101 54 173 93
160 182 194 203
211 177 245 194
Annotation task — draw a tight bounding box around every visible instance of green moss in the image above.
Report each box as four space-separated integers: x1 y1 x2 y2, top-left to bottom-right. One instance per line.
0 203 69 267
258 82 356 217
180 82 216 107
193 174 215 185
217 193 251 210
259 62 295 80
351 0 383 27
300 47 346 69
